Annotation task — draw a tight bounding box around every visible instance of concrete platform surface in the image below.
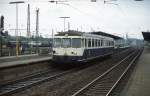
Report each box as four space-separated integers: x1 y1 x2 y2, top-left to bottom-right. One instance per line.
0 54 52 68
120 47 150 96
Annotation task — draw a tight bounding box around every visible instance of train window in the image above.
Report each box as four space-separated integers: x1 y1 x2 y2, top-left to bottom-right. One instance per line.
72 38 81 48
104 40 107 46
88 39 91 47
103 40 105 46
92 39 95 47
54 38 61 47
110 41 111 46
106 40 108 46
81 39 84 47
98 40 100 47
106 41 108 46
111 41 114 46
95 39 97 47
97 39 99 47
101 40 103 46
85 39 87 48
62 38 71 48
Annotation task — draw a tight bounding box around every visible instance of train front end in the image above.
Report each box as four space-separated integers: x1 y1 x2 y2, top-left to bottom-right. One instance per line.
52 34 84 64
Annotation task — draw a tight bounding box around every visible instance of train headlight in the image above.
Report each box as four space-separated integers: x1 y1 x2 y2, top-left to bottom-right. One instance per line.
53 50 56 54
71 52 77 55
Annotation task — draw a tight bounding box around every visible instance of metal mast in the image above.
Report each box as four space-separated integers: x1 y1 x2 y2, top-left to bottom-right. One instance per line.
36 8 39 54
0 16 4 57
27 4 30 38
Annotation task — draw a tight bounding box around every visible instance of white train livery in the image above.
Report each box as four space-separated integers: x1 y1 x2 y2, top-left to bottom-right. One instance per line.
52 31 114 63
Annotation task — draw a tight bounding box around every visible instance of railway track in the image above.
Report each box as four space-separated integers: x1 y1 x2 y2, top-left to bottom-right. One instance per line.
72 49 142 96
0 67 80 96
0 60 52 86
0 48 136 96
45 48 135 96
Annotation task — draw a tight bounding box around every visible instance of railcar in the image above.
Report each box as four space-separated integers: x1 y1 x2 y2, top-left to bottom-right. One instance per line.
52 31 114 63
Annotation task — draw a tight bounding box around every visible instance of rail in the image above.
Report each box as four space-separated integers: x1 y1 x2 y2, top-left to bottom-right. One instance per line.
72 49 142 96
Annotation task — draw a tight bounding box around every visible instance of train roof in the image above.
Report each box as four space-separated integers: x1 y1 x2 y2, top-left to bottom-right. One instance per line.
142 31 150 41
55 30 122 40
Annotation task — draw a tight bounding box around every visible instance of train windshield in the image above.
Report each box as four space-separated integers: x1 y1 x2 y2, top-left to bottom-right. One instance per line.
54 38 61 47
62 38 71 48
72 38 81 48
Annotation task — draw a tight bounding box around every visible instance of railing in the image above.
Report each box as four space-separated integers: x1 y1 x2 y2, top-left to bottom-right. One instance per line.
0 47 52 57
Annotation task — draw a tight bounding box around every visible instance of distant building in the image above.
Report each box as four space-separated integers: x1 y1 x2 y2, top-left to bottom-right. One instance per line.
142 31 150 42
142 31 150 47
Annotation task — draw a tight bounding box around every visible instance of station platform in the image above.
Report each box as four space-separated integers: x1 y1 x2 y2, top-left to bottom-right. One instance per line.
0 54 52 68
121 47 150 96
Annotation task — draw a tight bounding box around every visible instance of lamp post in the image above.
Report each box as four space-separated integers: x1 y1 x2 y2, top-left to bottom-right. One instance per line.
48 1 70 32
9 1 25 56
59 17 70 32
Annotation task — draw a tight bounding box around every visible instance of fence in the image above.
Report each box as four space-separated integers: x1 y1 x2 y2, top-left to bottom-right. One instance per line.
0 47 52 57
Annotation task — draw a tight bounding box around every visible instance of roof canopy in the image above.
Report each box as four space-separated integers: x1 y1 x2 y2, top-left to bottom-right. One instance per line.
91 31 123 40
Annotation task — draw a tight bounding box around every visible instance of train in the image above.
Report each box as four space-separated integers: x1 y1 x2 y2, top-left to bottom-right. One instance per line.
52 30 115 64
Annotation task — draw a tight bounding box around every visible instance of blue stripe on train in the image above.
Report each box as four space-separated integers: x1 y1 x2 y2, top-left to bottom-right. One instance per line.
83 47 114 59
53 47 114 63
53 55 82 63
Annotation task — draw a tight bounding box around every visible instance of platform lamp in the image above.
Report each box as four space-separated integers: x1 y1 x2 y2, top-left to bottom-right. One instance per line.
59 17 70 32
48 0 70 32
9 1 25 56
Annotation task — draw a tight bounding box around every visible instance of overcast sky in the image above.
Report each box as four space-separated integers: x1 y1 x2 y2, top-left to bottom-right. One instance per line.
0 0 150 38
